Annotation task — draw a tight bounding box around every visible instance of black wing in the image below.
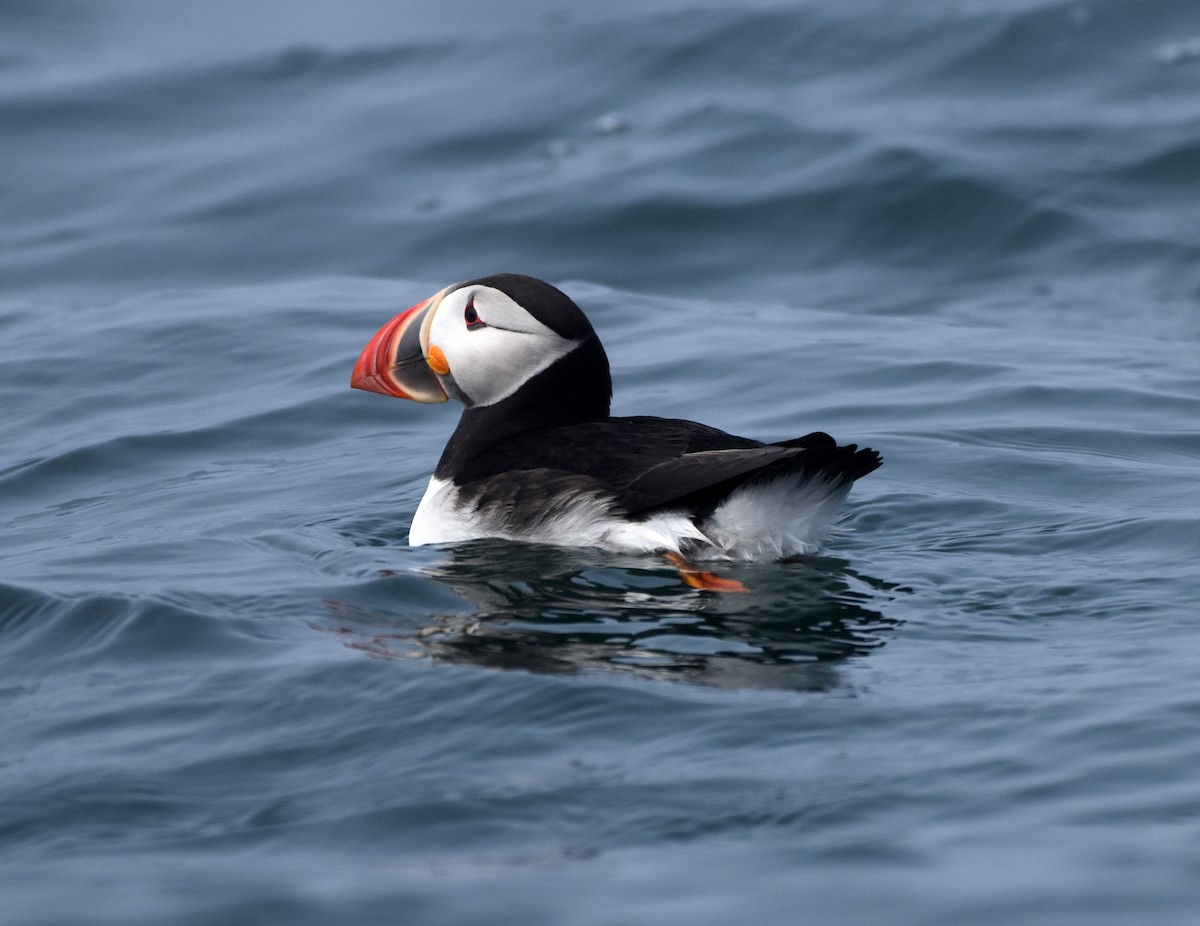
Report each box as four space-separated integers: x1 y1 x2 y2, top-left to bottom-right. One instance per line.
617 432 881 516
618 445 803 513
456 416 881 518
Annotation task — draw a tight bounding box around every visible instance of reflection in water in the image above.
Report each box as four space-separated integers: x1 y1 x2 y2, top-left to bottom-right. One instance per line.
324 541 903 691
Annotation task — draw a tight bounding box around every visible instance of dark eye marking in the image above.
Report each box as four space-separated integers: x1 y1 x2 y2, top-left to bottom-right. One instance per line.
464 295 485 329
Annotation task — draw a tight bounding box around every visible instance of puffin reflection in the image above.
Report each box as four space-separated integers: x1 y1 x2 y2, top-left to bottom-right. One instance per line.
323 540 902 692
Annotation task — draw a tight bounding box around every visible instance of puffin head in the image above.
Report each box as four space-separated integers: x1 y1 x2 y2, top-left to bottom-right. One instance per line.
351 274 607 411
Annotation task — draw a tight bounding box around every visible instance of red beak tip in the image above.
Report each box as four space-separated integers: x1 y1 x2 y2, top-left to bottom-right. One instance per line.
350 296 448 403
350 371 402 398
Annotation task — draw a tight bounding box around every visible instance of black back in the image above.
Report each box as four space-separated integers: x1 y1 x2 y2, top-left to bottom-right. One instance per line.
440 412 882 521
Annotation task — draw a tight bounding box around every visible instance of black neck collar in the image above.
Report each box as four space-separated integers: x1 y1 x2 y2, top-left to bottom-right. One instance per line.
434 334 612 480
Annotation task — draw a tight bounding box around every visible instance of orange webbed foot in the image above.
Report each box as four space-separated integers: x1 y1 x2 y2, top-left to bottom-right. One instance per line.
662 552 749 593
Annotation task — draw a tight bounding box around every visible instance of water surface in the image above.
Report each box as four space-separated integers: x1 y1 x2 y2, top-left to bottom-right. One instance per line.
3 2 1200 924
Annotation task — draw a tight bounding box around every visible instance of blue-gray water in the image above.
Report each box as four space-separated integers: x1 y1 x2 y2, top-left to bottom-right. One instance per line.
3 1 1200 923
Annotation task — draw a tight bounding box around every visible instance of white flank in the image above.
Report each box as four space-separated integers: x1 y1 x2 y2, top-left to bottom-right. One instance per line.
408 476 706 552
410 472 853 562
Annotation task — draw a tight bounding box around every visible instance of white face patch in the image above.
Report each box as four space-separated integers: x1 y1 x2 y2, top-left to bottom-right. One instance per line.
425 285 579 408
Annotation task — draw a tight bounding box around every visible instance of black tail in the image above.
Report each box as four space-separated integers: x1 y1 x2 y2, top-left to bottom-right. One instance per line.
772 431 883 484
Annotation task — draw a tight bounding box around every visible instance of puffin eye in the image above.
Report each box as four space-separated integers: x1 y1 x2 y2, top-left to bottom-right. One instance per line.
464 297 483 329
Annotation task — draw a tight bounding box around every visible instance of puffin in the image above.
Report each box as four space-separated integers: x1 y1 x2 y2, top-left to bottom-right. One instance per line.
351 274 881 592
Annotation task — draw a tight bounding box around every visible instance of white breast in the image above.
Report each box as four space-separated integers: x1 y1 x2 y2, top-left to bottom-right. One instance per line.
408 477 471 546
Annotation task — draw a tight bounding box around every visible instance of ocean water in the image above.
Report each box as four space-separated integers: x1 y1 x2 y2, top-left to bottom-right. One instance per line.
3 1 1200 923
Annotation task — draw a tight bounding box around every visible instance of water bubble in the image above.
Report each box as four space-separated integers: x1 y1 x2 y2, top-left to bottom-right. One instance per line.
593 112 628 135
1157 37 1200 64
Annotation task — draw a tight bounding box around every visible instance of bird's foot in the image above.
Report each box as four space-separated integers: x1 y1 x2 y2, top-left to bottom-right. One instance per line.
662 552 749 593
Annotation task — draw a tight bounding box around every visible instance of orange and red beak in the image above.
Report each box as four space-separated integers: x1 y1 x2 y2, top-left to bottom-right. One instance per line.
350 292 448 403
